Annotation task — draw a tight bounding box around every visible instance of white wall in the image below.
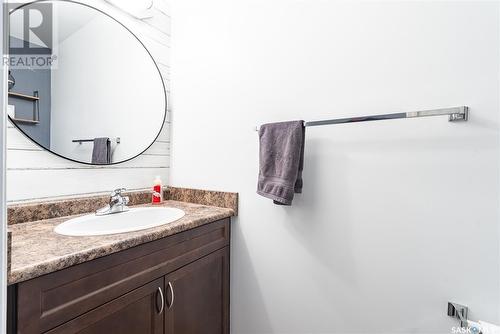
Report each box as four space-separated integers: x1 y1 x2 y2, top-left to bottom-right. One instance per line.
169 1 500 333
7 0 171 202
51 13 165 164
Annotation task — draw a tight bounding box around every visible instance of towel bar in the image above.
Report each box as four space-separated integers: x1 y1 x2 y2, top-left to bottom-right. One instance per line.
254 106 468 131
73 137 121 144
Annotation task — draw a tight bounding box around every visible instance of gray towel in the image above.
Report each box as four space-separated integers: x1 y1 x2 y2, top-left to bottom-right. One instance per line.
257 121 305 205
91 137 111 164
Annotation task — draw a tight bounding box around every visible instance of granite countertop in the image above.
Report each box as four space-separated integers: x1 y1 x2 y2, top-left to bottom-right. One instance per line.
8 200 234 285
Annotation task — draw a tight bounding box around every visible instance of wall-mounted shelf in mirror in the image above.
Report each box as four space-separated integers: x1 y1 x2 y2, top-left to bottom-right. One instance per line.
8 92 40 101
10 118 40 124
8 90 40 124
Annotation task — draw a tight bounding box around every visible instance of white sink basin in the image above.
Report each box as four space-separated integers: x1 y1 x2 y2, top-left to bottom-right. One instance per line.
54 207 185 236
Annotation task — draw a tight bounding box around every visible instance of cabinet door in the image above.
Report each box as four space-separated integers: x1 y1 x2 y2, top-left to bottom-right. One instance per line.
47 278 164 334
165 247 229 334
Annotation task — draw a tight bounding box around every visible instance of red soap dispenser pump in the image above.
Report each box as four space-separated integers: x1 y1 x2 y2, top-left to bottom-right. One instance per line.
152 175 163 204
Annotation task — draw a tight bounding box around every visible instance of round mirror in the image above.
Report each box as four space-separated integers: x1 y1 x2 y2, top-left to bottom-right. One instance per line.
8 0 167 165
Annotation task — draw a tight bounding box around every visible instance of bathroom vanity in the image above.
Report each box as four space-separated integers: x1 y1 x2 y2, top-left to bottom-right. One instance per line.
5 0 237 332
7 199 235 334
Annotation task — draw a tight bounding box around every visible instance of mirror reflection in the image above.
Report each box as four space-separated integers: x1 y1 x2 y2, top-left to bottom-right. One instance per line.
8 0 166 165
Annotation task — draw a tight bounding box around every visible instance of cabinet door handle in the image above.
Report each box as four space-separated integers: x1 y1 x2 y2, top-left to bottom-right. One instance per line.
167 281 174 309
157 287 165 314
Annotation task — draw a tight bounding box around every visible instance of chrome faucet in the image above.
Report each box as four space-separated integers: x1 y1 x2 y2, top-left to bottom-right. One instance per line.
96 188 130 216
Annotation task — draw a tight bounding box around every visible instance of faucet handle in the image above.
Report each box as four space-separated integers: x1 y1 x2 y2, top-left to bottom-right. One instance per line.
111 188 126 197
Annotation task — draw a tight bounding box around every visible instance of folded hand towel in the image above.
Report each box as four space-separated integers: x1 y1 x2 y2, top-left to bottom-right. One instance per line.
91 137 111 164
257 121 305 205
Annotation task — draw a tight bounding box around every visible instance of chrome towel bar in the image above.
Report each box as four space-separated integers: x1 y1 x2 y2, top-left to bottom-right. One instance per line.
254 106 468 131
73 137 121 144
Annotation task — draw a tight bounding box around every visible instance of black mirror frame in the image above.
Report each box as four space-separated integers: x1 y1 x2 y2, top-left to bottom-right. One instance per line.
7 0 168 166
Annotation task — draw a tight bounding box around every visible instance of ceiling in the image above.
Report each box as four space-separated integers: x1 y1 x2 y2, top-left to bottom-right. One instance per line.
9 1 98 47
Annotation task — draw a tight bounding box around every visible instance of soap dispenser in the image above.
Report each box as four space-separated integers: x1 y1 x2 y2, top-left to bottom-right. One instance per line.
152 175 163 204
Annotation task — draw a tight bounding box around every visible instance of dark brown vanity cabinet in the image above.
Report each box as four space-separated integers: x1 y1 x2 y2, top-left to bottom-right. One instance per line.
165 248 229 334
9 219 230 334
47 278 165 334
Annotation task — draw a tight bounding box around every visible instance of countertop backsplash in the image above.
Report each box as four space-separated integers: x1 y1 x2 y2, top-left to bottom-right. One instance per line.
7 187 238 225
